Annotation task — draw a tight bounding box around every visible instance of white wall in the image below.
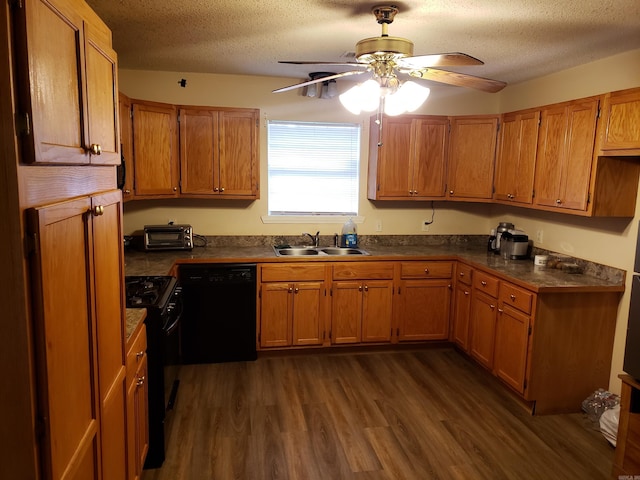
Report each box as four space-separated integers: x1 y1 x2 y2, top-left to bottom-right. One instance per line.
120 48 640 394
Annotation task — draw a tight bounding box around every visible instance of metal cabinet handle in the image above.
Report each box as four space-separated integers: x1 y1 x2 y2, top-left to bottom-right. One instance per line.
136 376 145 387
424 268 430 274
358 285 363 292
135 351 144 360
498 308 504 313
510 294 516 301
88 144 101 155
214 187 219 192
294 287 299 294
459 272 465 278
481 280 487 286
489 304 495 310
288 287 293 293
123 189 131 194
364 285 369 292
220 187 225 192
92 205 104 216
464 290 469 296
556 199 562 204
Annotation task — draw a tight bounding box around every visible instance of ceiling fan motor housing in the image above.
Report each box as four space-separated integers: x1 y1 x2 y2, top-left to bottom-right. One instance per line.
356 36 414 63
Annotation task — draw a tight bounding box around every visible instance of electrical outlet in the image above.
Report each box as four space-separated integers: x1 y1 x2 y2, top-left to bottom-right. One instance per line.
536 229 543 243
376 219 383 232
422 221 430 232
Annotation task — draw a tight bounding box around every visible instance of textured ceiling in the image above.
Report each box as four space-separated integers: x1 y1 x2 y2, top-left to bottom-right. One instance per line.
85 0 640 90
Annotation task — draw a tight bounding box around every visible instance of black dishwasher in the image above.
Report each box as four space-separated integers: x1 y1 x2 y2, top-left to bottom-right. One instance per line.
180 264 257 364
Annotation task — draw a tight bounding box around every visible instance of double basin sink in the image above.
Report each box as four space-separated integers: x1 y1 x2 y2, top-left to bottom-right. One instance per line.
273 245 369 257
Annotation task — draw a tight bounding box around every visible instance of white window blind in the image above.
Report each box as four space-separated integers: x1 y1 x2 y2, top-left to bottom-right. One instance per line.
267 121 360 216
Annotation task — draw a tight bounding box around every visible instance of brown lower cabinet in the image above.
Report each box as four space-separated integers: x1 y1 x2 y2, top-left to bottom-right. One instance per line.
257 260 620 414
331 263 395 344
127 323 149 480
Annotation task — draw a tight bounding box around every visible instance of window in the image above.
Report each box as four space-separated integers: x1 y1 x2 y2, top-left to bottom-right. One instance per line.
267 121 360 216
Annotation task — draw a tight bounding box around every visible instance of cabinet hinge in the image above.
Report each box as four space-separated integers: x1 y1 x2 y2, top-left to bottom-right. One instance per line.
329 288 332 297
15 112 31 136
597 107 601 119
323 331 326 340
496 120 500 132
258 332 261 343
528 325 532 335
9 0 24 9
587 192 591 205
256 182 259 192
177 113 181 123
397 286 401 295
35 415 47 441
258 286 262 298
329 330 332 339
531 189 535 199
523 379 528 390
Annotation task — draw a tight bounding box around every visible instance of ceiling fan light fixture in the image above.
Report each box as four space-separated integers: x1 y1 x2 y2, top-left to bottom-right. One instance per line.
339 79 381 114
384 80 430 116
321 79 338 99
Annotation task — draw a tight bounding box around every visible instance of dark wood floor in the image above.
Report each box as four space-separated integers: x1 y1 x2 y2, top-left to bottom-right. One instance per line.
142 347 613 480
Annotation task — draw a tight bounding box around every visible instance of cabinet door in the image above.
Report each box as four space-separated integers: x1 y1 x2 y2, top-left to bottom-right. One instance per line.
84 24 119 165
118 93 134 199
132 101 179 196
292 282 324 346
218 110 259 197
16 0 86 164
494 111 539 204
361 280 394 343
494 304 530 394
370 116 413 198
447 116 498 199
559 100 599 210
412 118 448 198
260 283 293 348
469 291 498 369
179 108 217 194
396 279 451 341
92 191 127 480
452 282 472 350
599 88 640 152
331 281 363 344
28 196 100 480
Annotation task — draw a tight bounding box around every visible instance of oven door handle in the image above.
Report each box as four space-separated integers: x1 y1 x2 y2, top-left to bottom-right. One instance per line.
163 297 183 336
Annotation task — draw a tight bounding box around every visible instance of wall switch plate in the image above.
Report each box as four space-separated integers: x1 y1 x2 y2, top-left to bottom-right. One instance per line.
422 221 430 232
536 230 543 243
375 219 383 232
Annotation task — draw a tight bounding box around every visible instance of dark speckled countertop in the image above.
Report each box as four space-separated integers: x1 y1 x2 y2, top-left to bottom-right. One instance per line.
124 235 625 294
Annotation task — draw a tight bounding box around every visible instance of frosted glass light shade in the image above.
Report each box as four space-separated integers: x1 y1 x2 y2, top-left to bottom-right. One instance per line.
339 79 381 114
384 81 430 116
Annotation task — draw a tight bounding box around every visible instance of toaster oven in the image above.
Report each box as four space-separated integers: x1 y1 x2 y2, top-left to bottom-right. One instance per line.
144 224 193 251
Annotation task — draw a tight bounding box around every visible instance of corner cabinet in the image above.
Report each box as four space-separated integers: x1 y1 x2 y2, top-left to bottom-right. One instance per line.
395 261 452 341
27 190 127 480
131 100 180 197
13 0 119 165
447 115 499 201
533 98 600 212
367 115 448 200
179 107 259 198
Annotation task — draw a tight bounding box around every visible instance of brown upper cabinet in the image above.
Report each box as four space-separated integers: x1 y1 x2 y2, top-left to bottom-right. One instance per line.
446 115 499 201
132 100 180 197
494 110 540 205
533 98 600 212
597 87 640 155
118 93 134 199
13 0 119 165
367 115 448 200
179 107 259 198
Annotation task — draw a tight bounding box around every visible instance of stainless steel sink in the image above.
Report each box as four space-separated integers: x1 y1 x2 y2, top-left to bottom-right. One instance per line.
273 246 369 257
320 247 366 256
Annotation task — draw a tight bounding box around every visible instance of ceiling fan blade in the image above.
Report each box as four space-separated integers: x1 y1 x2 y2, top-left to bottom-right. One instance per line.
397 52 484 68
408 68 507 93
279 61 367 67
272 70 366 93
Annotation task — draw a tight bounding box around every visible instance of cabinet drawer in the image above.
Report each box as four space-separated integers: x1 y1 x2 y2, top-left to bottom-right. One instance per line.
456 263 473 285
333 262 394 280
126 324 146 384
261 263 325 282
500 283 534 315
400 261 453 279
473 271 499 297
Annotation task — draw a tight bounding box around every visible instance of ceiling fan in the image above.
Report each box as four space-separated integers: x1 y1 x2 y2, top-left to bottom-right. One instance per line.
272 5 507 97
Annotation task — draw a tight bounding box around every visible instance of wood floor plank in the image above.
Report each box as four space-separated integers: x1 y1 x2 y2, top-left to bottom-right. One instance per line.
142 348 614 480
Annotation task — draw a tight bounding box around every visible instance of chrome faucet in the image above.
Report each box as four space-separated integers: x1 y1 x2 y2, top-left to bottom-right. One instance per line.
303 231 320 247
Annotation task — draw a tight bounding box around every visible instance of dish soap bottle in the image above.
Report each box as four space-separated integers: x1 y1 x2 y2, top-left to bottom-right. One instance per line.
341 218 357 248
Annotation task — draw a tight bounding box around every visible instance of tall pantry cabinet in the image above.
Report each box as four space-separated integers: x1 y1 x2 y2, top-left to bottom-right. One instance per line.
2 0 127 479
